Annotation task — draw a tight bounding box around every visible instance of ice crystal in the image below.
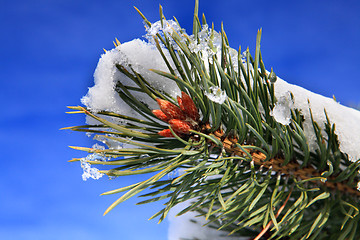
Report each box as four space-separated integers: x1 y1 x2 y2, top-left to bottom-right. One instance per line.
80 153 107 181
86 132 93 138
268 68 277 83
92 143 105 150
145 20 183 49
81 159 103 181
94 134 124 150
241 51 247 63
205 86 227 104
145 20 182 37
271 91 294 125
167 169 179 180
188 24 222 63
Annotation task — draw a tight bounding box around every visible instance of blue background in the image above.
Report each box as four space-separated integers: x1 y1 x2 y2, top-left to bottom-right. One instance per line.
1 0 360 239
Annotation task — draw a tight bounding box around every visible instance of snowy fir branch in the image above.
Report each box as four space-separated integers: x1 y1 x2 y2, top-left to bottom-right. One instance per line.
64 1 360 239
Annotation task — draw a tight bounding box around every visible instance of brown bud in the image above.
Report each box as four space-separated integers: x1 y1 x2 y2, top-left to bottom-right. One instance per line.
156 98 186 120
181 91 200 121
152 109 169 122
169 119 192 134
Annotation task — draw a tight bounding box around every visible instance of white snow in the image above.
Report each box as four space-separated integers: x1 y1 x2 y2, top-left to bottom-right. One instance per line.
205 86 228 104
189 25 220 56
80 153 106 181
273 77 360 162
80 159 104 181
270 91 294 125
80 144 108 181
81 38 181 120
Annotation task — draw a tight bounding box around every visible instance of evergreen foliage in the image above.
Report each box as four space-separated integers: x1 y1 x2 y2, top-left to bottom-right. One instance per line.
64 1 360 239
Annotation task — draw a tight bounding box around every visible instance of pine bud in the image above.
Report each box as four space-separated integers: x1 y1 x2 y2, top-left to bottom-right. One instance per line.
152 109 169 122
177 96 185 111
169 119 192 134
157 129 174 137
156 98 186 120
181 91 200 121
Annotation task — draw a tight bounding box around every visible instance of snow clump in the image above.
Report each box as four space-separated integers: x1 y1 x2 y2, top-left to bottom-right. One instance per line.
273 78 360 162
80 143 108 181
205 86 227 104
81 38 181 121
81 159 104 181
271 91 294 125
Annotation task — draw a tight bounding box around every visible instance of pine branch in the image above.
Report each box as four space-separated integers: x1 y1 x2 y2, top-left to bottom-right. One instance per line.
65 1 360 239
211 127 360 197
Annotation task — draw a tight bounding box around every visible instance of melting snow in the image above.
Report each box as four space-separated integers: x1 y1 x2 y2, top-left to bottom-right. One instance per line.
271 91 294 125
145 20 182 45
81 159 104 181
205 86 227 104
80 144 107 181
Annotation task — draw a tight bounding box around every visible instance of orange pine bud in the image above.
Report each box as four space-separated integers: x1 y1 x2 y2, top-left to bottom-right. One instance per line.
152 109 169 122
169 119 192 134
156 98 186 120
177 96 185 111
157 129 174 137
181 91 200 121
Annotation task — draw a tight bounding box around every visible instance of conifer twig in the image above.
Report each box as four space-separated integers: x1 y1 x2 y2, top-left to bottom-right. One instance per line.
212 129 360 196
253 188 293 240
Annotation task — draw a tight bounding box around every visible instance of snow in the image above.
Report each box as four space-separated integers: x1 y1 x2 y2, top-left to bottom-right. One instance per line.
80 155 105 181
270 91 294 125
81 20 360 163
274 77 360 162
81 38 181 120
145 20 181 37
80 159 104 181
205 86 228 104
188 24 221 57
79 144 109 181
81 19 360 239
93 134 125 150
145 20 183 49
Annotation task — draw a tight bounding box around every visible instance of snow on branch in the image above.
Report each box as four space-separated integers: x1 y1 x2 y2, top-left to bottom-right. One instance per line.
66 5 360 239
82 20 360 162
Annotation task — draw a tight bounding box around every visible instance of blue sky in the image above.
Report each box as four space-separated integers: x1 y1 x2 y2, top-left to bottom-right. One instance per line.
1 0 360 239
